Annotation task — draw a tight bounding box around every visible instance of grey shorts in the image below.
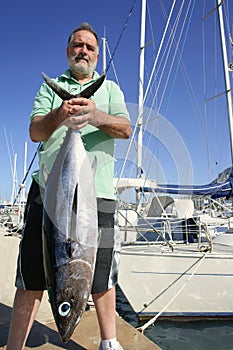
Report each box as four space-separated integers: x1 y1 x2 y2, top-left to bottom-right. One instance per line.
15 180 120 294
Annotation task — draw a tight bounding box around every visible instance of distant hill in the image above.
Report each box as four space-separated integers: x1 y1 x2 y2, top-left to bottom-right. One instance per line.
212 167 233 184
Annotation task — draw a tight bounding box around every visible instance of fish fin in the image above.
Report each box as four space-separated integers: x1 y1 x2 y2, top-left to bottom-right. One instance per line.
77 74 106 98
70 184 78 247
72 184 78 214
42 163 49 184
91 156 97 177
42 72 75 100
65 238 72 258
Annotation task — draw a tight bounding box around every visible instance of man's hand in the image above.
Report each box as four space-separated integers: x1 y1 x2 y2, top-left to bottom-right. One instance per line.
65 97 96 130
30 97 131 142
65 97 131 139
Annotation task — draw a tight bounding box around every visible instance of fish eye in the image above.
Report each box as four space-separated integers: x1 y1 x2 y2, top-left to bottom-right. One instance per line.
58 302 71 317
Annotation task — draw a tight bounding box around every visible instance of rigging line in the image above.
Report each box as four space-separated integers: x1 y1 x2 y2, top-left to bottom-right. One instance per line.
115 1 156 181
147 1 156 52
145 0 185 117
142 0 187 138
202 1 211 178
143 0 177 105
138 0 176 170
213 8 219 174
139 1 182 155
222 0 233 64
105 40 121 87
136 251 207 314
157 0 194 114
115 120 142 187
137 252 208 333
141 1 158 111
137 210 174 249
202 0 224 20
158 0 196 116
13 143 41 205
223 0 231 37
9 133 16 170
205 87 233 103
104 0 137 75
3 127 13 178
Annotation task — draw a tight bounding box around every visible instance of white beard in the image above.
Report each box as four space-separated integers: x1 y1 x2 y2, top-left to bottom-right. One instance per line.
68 55 97 78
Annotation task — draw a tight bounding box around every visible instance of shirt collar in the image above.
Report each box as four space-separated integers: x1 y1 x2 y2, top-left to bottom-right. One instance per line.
60 69 100 85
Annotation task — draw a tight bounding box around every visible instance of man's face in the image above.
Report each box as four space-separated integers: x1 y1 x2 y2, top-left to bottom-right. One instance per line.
67 30 99 78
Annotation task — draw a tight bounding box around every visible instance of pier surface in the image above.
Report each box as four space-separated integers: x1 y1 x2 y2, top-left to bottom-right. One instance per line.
0 228 161 350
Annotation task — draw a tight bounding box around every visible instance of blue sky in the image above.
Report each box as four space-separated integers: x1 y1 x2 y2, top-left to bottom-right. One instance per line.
0 0 232 202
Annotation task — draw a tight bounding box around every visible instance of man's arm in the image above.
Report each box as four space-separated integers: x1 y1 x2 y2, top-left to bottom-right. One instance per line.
92 110 131 139
29 101 70 142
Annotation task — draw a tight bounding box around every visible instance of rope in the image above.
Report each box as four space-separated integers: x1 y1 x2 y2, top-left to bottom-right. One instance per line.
202 0 224 20
137 252 208 333
104 0 137 74
13 143 41 204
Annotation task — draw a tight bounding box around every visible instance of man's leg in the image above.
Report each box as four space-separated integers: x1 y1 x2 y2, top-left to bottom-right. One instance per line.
92 200 122 349
7 289 43 350
92 287 116 340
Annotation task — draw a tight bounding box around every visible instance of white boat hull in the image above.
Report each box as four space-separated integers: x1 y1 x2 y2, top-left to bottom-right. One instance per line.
118 239 233 319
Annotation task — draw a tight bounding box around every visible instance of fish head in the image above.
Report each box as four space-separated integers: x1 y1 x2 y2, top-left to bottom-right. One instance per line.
49 259 93 343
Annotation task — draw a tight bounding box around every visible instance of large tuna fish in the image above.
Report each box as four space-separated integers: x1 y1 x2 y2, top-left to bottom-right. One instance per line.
42 128 98 342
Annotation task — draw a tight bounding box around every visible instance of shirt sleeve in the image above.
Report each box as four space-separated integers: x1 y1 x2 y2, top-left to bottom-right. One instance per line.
106 81 130 120
30 82 58 121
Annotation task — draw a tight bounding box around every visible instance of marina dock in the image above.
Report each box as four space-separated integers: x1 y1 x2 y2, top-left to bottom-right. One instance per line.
0 227 161 350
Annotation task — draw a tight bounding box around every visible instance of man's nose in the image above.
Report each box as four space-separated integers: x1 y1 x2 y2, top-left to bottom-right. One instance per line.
80 44 88 54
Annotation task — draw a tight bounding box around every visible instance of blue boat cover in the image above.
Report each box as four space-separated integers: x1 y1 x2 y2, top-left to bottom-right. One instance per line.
143 168 233 199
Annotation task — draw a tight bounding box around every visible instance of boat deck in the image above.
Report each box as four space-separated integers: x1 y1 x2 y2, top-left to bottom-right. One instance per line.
120 235 233 257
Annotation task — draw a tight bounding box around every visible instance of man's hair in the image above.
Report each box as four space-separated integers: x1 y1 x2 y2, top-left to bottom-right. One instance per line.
68 23 100 48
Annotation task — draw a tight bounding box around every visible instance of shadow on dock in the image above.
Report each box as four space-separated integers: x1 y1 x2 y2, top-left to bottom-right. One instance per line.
0 303 85 349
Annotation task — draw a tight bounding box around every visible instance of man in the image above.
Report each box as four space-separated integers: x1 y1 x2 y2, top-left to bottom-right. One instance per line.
7 23 131 350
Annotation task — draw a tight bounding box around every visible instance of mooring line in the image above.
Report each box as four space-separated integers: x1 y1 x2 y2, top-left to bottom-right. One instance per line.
137 252 208 333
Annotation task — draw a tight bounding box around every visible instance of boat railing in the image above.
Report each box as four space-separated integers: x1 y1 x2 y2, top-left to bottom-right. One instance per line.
0 213 13 228
117 207 174 250
117 206 213 252
198 220 213 252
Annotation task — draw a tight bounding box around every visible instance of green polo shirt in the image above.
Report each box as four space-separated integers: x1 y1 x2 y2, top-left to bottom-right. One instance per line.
31 70 130 199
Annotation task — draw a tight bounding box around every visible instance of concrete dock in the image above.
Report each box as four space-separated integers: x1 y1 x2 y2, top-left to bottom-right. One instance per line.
0 227 161 350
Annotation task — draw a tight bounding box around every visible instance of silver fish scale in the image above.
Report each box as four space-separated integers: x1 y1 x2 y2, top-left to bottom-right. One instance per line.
44 129 98 249
42 128 98 342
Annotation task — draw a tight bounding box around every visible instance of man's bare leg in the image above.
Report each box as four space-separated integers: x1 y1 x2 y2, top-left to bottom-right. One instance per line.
92 287 116 340
7 289 43 350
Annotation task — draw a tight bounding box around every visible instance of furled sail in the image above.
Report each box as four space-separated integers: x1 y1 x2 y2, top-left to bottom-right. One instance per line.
143 168 233 199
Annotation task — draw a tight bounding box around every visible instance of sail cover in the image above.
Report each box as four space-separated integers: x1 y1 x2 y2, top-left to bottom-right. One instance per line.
143 168 233 199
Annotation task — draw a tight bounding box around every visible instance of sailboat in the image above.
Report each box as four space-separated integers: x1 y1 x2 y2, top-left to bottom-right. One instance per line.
115 0 233 320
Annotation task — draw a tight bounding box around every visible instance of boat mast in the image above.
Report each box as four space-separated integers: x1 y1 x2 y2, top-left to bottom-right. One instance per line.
137 0 146 180
11 153 17 205
102 30 107 74
217 0 233 164
136 0 147 207
21 141 27 201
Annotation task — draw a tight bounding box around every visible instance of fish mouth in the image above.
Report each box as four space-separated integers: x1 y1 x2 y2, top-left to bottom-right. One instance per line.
60 331 72 343
59 315 81 343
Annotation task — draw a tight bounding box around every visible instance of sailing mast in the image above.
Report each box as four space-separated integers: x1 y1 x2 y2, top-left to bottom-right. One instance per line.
136 0 146 207
11 153 17 205
137 0 146 180
217 0 233 164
